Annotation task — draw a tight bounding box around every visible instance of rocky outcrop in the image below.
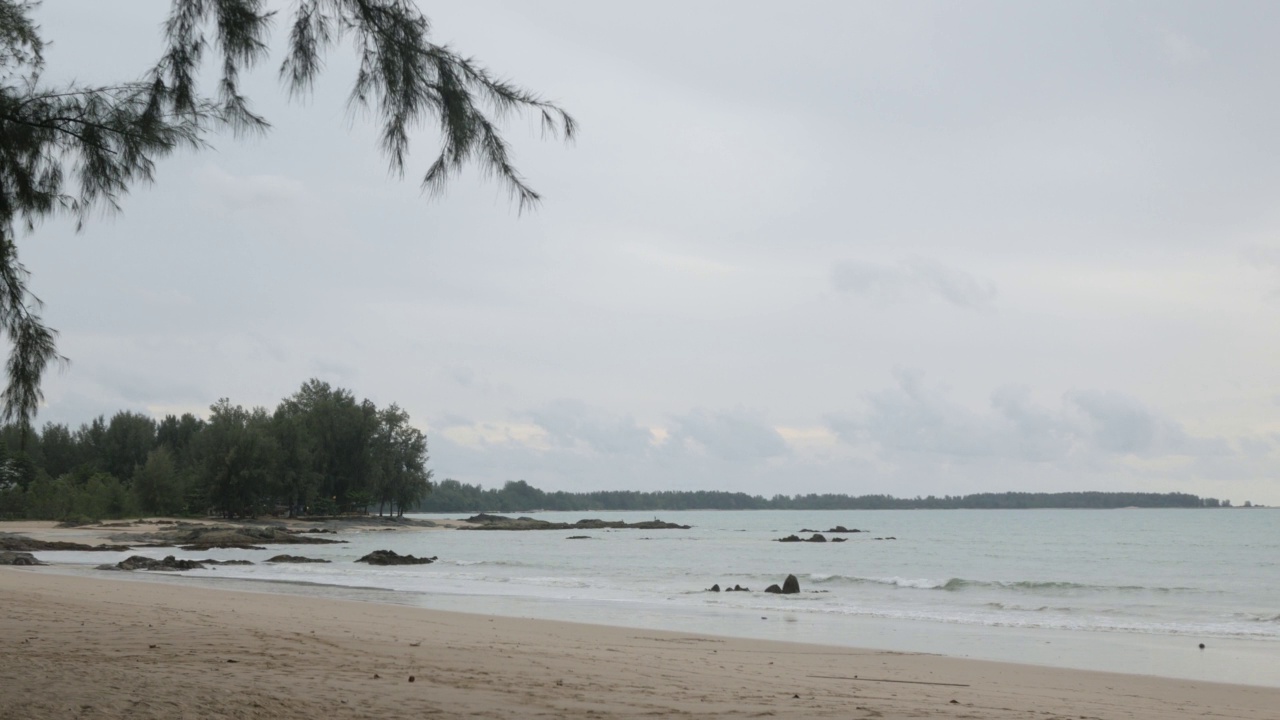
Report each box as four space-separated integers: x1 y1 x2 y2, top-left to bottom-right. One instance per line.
266 555 330 563
100 555 207 571
460 515 691 531
782 574 800 594
708 583 721 592
799 526 863 533
355 550 436 565
0 535 130 552
724 584 749 592
763 575 801 594
0 551 44 565
168 526 347 550
776 534 828 543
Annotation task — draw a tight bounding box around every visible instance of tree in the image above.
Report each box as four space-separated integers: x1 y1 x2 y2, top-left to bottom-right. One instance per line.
0 0 574 435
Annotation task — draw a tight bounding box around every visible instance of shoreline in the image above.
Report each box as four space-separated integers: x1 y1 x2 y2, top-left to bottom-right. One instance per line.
4 568 1280 719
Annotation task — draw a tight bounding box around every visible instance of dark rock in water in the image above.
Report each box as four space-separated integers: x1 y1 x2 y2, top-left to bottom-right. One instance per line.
102 555 206 572
782 574 800 594
461 515 691 531
764 584 783 594
777 535 802 543
197 559 254 565
831 537 847 543
0 535 130 552
725 584 749 592
0 551 44 565
179 543 266 551
708 583 720 592
805 534 827 543
356 549 436 565
266 555 330 563
464 513 512 523
565 535 592 540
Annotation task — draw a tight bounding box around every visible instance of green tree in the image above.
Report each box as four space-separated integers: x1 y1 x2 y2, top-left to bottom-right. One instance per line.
369 403 432 516
0 0 574 437
132 445 182 516
196 399 277 518
102 410 157 482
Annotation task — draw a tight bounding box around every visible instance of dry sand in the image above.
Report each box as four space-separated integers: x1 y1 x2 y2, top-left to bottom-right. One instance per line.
2 568 1277 719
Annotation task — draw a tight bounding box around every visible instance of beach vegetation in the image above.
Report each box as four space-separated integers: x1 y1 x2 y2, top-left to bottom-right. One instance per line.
0 0 574 448
0 378 433 520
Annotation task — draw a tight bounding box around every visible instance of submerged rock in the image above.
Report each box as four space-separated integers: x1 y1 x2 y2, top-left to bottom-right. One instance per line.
764 584 783 594
356 550 436 565
266 554 330 563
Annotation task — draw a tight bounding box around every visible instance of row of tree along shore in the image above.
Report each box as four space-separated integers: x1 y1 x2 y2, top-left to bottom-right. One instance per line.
418 479 1243 513
0 380 432 522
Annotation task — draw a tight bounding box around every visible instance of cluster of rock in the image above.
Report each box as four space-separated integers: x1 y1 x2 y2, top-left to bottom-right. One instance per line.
266 555 330 563
799 526 862 533
96 555 255 572
460 514 691 531
707 574 801 594
0 551 44 565
355 550 436 565
170 525 348 551
0 534 130 552
776 534 846 543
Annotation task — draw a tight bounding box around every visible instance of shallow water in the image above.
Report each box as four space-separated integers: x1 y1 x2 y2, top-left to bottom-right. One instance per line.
40 508 1280 687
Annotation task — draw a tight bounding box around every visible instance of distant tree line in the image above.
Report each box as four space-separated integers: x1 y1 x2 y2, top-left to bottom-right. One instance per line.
418 480 1233 513
0 380 432 521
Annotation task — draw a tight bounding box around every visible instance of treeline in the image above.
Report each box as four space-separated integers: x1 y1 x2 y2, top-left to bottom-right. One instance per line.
418 480 1230 513
0 379 433 521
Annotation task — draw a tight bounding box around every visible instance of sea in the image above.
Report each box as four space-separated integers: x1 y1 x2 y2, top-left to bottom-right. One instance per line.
42 509 1280 688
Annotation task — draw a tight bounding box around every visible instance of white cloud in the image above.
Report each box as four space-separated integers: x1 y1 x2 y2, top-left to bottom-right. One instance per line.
831 256 997 310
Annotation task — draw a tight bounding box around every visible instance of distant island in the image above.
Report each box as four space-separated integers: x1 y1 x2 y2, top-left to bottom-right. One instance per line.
416 479 1251 513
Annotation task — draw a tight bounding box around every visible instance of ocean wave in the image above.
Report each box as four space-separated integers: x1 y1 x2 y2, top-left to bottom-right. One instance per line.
807 573 1198 595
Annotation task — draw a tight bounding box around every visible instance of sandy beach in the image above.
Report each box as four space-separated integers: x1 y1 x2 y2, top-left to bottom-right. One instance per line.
1 568 1277 719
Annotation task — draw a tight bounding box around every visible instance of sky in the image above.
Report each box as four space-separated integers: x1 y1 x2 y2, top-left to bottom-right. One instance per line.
19 1 1280 504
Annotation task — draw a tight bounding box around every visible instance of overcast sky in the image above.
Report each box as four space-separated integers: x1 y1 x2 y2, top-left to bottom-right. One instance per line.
22 1 1280 504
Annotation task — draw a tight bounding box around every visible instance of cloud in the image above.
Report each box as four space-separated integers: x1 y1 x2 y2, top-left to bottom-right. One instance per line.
1157 27 1209 67
525 399 654 455
831 256 997 310
828 371 1228 466
668 408 789 461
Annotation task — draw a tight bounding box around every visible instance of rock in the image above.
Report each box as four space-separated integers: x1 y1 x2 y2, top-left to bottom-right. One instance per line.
725 584 749 592
0 535 131 552
179 543 266 551
0 551 44 565
805 534 827 543
266 555 330 563
782 574 800 594
831 537 847 542
708 584 720 592
777 535 802 542
102 555 207 572
196 559 254 565
460 515 691 531
565 535 592 540
764 584 783 594
355 550 436 566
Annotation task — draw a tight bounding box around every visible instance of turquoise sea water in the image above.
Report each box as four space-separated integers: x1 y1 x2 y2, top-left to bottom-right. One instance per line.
41 508 1280 687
